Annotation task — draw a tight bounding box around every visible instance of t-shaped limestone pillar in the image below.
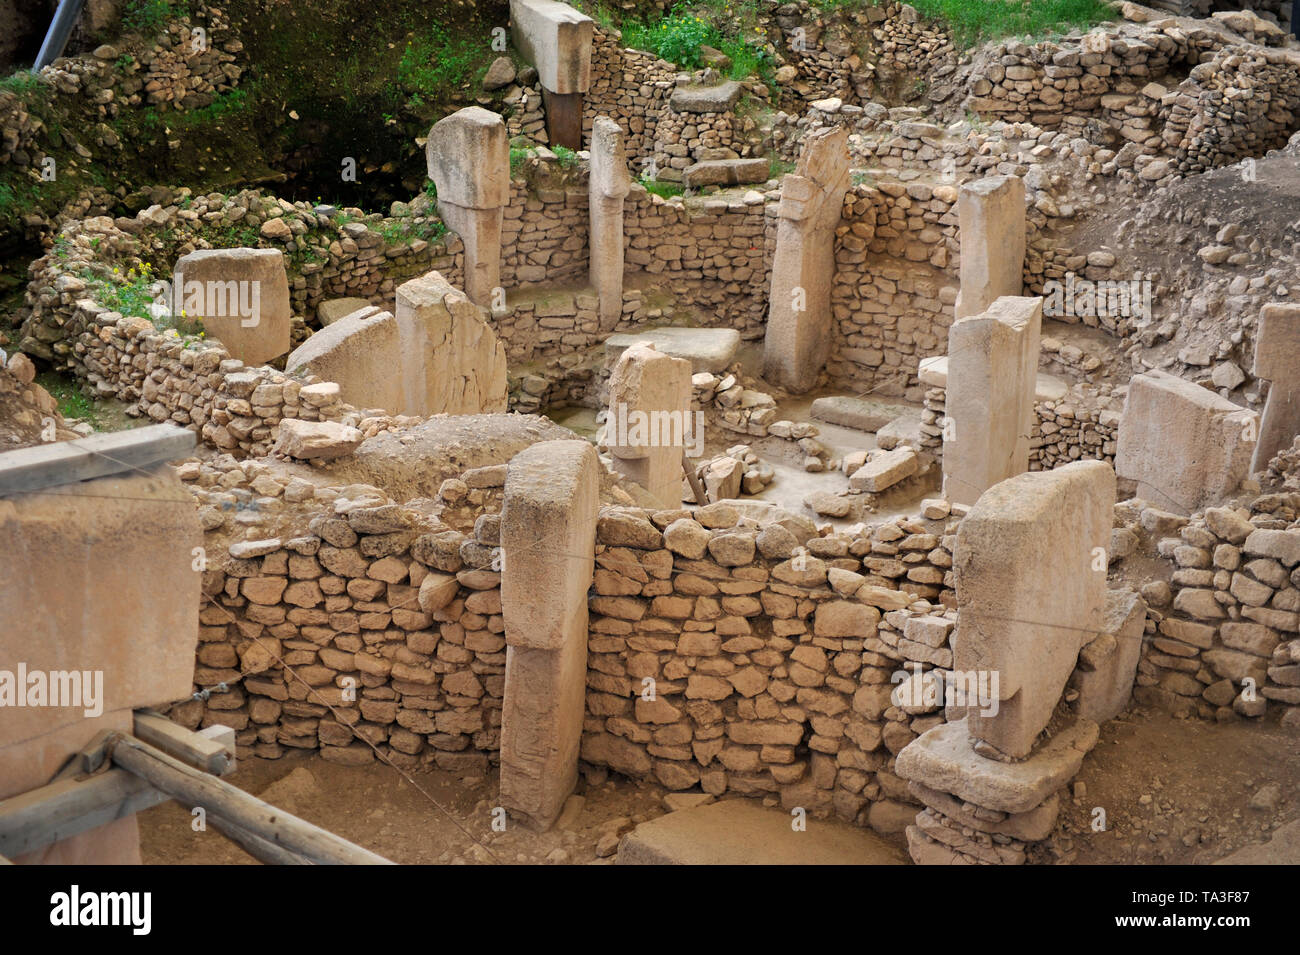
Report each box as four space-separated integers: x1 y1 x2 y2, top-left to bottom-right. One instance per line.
954 175 1026 320
509 0 593 149
426 107 509 308
589 117 631 332
762 125 851 393
954 460 1115 759
941 295 1042 507
607 341 693 507
499 440 600 829
1250 303 1300 473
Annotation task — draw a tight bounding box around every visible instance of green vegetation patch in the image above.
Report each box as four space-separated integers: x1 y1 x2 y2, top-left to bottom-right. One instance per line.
907 0 1115 48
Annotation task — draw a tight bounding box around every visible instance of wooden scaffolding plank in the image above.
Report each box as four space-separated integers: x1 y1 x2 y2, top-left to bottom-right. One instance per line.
0 423 196 497
106 733 394 865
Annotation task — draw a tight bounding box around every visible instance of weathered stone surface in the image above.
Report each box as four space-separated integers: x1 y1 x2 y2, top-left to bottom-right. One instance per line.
763 125 852 392
1116 369 1257 515
954 461 1114 758
954 175 1025 320
285 307 401 412
500 440 600 830
606 327 740 374
669 81 742 113
1072 587 1146 724
1251 303 1300 472
394 270 508 416
607 342 692 507
510 0 594 94
849 448 918 492
896 718 1099 815
942 296 1042 507
682 158 770 188
273 419 363 460
174 248 291 365
810 395 914 433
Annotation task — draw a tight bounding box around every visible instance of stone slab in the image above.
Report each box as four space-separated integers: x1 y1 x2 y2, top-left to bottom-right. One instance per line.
669 81 742 113
810 395 915 433
616 799 907 865
605 327 740 374
895 717 1100 815
510 0 594 94
173 248 291 366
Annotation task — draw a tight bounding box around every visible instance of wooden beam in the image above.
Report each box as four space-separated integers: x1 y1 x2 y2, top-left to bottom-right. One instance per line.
0 423 196 497
106 733 394 865
0 768 168 859
209 815 313 865
133 710 234 776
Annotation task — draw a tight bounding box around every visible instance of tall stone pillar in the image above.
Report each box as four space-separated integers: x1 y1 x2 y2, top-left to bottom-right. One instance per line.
510 0 593 150
762 125 851 393
426 107 509 308
589 116 631 332
942 296 1042 507
1250 303 1300 473
607 341 693 508
954 175 1026 320
499 440 599 830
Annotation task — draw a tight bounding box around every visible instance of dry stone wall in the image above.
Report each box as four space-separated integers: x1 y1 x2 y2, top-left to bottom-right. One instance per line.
1123 496 1300 728
175 475 511 771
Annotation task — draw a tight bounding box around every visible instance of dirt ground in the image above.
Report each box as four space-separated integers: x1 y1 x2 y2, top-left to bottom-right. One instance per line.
139 707 1298 865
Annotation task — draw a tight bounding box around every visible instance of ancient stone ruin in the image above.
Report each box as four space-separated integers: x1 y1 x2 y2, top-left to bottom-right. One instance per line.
2 0 1299 881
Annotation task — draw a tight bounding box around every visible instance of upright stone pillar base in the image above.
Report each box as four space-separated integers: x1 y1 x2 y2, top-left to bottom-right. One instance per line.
499 440 599 829
589 116 631 332
1250 303 1300 472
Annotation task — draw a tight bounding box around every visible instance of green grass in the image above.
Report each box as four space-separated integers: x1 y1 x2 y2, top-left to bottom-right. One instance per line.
35 372 97 422
640 177 684 199
394 25 482 105
621 7 771 82
908 0 1114 47
0 72 44 96
552 145 579 169
376 217 448 244
122 0 190 35
769 157 795 178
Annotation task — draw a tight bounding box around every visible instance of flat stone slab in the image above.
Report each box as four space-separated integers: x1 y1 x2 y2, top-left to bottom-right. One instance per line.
605 327 740 374
616 799 907 865
918 355 1068 402
810 395 915 433
849 447 918 492
876 414 923 450
670 81 742 113
895 717 1100 815
683 158 771 189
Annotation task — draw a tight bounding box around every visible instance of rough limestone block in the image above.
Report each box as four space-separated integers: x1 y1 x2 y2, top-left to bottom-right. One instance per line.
285 307 403 413
849 448 918 492
510 0 593 94
1115 369 1258 514
607 342 693 507
896 717 1100 815
953 460 1114 759
954 175 1025 320
942 296 1042 507
763 125 852 392
589 117 631 332
1071 587 1146 724
394 270 508 416
274 419 363 460
918 355 1068 401
499 440 599 829
173 248 291 365
1251 303 1300 472
682 158 771 188
1 466 199 862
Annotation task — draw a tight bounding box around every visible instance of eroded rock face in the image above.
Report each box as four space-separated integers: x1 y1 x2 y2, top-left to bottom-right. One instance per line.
1115 369 1258 515
394 270 508 417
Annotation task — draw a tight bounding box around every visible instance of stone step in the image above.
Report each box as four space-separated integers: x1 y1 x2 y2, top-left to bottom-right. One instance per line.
809 394 916 433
